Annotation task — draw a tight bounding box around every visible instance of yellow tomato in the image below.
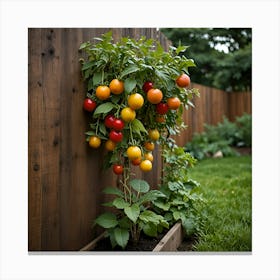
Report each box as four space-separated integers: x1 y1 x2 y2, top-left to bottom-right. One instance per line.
121 107 136 122
144 153 153 162
140 160 152 172
89 136 101 148
128 93 144 110
127 146 142 160
109 79 124 95
148 129 160 141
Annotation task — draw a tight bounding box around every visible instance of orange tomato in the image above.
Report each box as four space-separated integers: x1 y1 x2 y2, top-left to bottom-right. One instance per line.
176 73 190 88
109 79 124 94
131 157 142 166
144 142 155 151
96 85 110 100
167 97 181 110
156 115 165 123
105 139 116 151
147 88 163 104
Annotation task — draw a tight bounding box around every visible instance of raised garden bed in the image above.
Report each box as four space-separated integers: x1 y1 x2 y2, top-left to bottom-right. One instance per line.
80 222 184 252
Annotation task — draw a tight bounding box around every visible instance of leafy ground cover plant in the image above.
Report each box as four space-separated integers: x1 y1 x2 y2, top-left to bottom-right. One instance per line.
153 146 205 237
79 31 199 249
185 113 252 160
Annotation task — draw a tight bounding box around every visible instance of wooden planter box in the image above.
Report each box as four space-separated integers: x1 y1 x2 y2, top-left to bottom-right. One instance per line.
80 222 183 252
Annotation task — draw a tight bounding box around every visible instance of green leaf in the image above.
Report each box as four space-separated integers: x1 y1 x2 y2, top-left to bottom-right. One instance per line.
172 211 181 221
92 72 103 86
168 181 181 191
139 210 163 224
124 78 137 93
176 45 189 54
130 179 150 193
114 227 129 249
138 190 166 204
82 61 95 71
79 42 90 50
99 123 107 136
94 102 115 115
118 217 131 229
95 213 118 229
85 131 95 136
153 200 170 211
164 212 173 222
131 119 148 135
102 201 114 207
120 64 139 78
112 198 129 209
124 204 140 223
143 223 158 237
103 187 124 198
181 217 195 236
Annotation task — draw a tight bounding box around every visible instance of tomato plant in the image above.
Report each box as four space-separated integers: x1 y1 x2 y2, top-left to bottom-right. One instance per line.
80 31 200 249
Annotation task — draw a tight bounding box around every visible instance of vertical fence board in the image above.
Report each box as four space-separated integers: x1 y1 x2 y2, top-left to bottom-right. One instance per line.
28 28 43 251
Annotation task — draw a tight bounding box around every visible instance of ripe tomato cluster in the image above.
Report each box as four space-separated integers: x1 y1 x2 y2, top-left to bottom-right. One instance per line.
83 73 191 176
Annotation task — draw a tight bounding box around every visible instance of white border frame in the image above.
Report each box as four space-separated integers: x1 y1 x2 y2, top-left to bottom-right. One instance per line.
1 0 280 279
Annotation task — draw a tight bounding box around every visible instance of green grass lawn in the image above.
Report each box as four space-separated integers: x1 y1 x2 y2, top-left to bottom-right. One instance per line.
189 155 252 252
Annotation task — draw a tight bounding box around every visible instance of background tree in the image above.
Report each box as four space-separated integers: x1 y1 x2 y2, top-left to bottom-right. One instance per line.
160 28 252 92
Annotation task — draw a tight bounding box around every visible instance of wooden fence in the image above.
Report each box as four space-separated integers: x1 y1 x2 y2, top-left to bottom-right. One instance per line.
173 84 251 146
28 28 251 251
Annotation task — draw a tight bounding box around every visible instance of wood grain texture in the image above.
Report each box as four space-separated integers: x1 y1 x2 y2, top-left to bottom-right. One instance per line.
173 83 251 145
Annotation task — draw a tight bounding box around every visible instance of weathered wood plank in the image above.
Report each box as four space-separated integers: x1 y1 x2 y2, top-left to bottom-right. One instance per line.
153 222 183 252
28 28 43 251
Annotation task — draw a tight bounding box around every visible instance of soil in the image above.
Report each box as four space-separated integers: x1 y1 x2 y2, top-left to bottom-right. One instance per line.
91 231 197 252
92 231 167 251
177 235 198 251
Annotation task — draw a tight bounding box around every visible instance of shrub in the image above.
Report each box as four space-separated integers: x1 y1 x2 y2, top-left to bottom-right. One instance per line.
185 113 252 160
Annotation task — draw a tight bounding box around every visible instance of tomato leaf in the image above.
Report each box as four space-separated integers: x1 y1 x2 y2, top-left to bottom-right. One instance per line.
130 179 150 193
131 119 147 135
124 78 137 93
94 212 118 229
103 187 124 197
113 227 129 249
94 102 115 115
112 198 129 209
143 223 157 237
124 204 140 223
120 64 139 79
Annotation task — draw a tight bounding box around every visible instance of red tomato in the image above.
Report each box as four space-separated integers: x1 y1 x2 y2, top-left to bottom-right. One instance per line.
112 118 125 131
109 130 123 143
83 98 97 112
113 164 124 175
142 81 153 93
104 115 116 128
156 103 169 115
